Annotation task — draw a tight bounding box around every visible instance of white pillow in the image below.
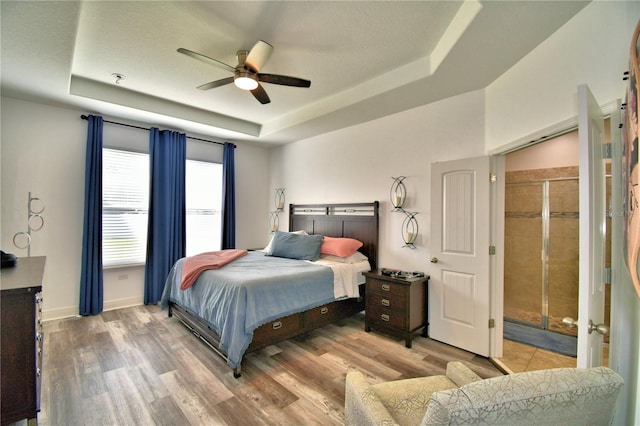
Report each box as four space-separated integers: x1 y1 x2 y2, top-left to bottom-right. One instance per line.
262 230 308 253
319 251 368 264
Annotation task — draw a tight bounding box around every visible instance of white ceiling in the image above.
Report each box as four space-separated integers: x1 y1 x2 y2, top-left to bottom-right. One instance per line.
1 1 589 145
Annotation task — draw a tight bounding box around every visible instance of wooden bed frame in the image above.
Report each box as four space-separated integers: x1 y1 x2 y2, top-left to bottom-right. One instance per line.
168 201 379 377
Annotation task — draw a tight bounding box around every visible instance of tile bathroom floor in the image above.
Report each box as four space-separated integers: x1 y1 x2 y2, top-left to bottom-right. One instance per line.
496 339 609 373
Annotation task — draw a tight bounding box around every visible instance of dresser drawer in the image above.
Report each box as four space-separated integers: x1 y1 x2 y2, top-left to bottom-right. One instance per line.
366 305 406 329
366 292 406 314
366 277 407 298
35 292 43 409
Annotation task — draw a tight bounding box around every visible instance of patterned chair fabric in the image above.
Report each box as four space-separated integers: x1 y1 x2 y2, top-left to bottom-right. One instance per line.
345 362 624 426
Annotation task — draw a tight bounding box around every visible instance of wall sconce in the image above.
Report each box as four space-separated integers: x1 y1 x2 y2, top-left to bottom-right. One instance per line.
275 188 285 211
402 212 418 249
390 176 406 211
269 188 285 232
390 177 418 248
269 211 280 232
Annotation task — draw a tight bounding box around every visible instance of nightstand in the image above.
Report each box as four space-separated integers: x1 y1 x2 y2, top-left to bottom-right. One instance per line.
363 270 429 348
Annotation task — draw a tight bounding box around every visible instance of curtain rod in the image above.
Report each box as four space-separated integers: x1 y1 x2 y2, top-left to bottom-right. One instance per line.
80 115 235 147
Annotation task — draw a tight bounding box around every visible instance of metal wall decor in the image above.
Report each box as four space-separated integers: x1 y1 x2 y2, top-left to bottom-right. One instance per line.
390 176 406 210
275 188 285 210
269 188 285 232
390 177 418 248
402 212 418 248
13 192 45 257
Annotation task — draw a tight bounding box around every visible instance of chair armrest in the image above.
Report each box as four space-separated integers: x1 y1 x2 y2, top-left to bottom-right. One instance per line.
345 371 399 426
445 361 482 388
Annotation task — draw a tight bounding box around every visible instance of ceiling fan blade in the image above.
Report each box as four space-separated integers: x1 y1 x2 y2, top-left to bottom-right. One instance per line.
197 77 234 90
245 40 273 73
177 48 236 73
250 83 271 104
258 73 311 88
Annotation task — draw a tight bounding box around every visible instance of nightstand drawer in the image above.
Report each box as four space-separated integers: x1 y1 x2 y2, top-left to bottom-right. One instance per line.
366 278 407 298
366 292 406 314
367 305 406 329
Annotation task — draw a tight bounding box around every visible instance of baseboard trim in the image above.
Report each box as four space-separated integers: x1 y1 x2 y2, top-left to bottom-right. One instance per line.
490 357 514 375
42 296 143 321
104 296 144 312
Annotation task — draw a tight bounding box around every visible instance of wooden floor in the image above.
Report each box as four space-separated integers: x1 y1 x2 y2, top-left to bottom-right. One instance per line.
38 305 503 426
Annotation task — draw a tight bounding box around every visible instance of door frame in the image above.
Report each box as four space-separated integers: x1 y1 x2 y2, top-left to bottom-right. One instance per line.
489 156 505 358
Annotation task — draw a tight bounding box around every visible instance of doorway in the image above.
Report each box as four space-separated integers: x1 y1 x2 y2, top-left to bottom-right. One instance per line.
499 129 612 371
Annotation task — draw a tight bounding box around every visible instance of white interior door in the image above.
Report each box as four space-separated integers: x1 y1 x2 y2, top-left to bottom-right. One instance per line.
429 156 491 356
576 84 607 368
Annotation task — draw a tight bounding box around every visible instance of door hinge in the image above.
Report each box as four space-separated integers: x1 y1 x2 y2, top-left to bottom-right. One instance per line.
602 143 612 159
489 172 497 183
604 267 612 284
489 245 496 255
489 318 495 328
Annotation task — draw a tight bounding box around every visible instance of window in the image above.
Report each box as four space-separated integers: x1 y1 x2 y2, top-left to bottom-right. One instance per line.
102 148 149 267
185 159 222 256
102 148 222 267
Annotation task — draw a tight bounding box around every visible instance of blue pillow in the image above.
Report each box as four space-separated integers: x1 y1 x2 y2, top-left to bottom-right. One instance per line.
268 231 323 261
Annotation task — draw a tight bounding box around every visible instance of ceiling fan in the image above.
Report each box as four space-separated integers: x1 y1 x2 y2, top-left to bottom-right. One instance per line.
177 40 311 104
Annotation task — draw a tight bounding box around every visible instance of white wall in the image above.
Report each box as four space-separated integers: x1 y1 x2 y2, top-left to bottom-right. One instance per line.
506 130 578 171
1 96 271 320
2 98 87 319
271 89 486 273
485 1 638 154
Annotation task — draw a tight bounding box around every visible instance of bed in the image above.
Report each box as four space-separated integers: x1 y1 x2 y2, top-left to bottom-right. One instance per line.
162 201 379 377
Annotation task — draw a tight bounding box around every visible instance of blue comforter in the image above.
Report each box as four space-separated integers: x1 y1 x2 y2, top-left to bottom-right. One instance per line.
161 251 334 368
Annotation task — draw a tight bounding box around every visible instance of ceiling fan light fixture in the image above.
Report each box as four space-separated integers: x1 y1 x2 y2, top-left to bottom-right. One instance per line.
234 70 258 90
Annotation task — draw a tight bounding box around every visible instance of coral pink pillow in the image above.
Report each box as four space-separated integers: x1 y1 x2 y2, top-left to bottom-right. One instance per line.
320 236 363 258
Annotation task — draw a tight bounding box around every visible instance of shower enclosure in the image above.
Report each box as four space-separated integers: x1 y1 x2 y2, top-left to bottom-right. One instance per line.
504 168 580 341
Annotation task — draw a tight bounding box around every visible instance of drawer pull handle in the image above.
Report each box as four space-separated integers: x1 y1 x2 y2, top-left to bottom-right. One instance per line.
381 314 390 322
381 284 390 292
320 307 328 315
272 321 282 330
381 299 390 307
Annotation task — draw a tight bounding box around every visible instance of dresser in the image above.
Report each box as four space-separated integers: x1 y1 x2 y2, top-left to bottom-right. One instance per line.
364 270 428 348
1 256 45 426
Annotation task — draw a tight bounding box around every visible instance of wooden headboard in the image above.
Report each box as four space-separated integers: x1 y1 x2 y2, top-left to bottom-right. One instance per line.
289 202 379 270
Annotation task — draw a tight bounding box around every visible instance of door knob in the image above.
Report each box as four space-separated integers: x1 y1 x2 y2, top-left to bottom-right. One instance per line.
562 317 609 335
588 320 609 336
430 257 438 263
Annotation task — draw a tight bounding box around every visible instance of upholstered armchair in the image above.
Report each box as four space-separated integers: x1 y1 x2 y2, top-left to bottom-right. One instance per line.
345 361 624 426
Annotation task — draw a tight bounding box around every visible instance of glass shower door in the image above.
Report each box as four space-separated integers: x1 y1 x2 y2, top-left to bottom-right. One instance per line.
504 181 544 326
504 177 580 337
547 178 580 337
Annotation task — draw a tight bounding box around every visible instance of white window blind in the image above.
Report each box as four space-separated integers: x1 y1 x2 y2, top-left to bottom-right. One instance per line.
102 148 149 267
102 148 223 267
